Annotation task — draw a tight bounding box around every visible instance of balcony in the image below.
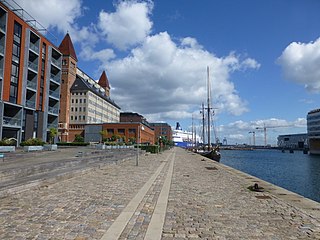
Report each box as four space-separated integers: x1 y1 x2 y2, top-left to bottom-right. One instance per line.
3 116 21 127
0 22 5 33
49 90 59 99
29 42 39 53
51 58 61 68
50 73 61 84
26 80 37 90
0 44 4 55
48 106 59 115
25 99 36 109
28 61 38 72
47 123 58 129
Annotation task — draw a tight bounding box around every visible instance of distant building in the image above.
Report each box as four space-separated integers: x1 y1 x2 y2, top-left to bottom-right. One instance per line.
307 108 320 154
0 0 62 144
84 122 155 145
277 133 307 149
149 122 172 143
120 112 149 126
58 33 120 142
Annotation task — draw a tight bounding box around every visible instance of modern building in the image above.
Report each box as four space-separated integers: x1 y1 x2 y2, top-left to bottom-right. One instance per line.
277 133 307 149
149 122 172 143
58 33 120 142
84 122 155 145
0 0 62 144
307 108 320 154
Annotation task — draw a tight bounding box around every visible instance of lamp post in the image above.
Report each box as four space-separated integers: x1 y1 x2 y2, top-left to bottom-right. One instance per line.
136 124 140 166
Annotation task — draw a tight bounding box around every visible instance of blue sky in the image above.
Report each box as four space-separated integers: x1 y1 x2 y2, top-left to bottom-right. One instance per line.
13 0 320 145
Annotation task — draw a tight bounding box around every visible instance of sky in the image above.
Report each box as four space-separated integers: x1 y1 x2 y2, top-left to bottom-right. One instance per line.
11 0 320 145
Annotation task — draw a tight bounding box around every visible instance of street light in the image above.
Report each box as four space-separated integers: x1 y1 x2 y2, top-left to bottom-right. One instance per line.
136 124 140 166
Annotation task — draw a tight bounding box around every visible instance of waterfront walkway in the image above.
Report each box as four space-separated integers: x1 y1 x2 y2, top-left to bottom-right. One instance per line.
1 147 320 239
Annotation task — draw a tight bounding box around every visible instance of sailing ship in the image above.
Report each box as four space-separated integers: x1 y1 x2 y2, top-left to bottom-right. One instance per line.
198 66 221 162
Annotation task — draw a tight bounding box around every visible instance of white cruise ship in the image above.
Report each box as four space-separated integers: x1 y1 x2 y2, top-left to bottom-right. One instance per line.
172 122 201 148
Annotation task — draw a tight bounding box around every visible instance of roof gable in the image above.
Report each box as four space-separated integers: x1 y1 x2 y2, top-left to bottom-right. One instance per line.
58 33 78 61
98 70 110 89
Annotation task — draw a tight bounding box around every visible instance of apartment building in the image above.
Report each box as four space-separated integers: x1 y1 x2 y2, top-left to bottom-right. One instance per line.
149 122 172 143
84 122 155 145
0 0 61 144
58 33 120 142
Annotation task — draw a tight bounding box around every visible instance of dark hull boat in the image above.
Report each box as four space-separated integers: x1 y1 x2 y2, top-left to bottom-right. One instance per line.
199 148 221 162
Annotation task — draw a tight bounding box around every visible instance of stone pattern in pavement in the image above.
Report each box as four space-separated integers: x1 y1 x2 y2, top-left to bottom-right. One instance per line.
1 147 320 239
163 149 320 239
0 151 166 240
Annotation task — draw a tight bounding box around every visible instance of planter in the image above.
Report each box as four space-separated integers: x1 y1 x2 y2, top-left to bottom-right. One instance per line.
44 144 58 151
0 146 15 152
95 144 106 150
23 146 43 152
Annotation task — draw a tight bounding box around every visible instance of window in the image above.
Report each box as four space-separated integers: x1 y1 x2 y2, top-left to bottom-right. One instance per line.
118 129 125 134
83 107 86 112
76 99 78 103
79 99 82 103
71 116 73 120
107 129 114 134
75 107 77 112
71 107 73 112
13 22 22 43
42 43 46 59
12 43 20 60
79 107 81 112
129 128 136 134
83 116 85 120
75 116 77 121
84 99 86 103
72 99 74 103
62 59 67 65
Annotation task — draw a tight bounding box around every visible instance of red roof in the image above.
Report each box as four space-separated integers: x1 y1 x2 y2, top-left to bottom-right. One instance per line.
58 33 78 61
98 70 110 89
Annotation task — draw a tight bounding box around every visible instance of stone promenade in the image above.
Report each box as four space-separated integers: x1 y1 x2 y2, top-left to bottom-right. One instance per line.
1 147 320 239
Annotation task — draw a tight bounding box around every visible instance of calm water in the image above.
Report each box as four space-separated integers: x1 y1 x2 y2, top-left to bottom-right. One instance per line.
220 149 320 203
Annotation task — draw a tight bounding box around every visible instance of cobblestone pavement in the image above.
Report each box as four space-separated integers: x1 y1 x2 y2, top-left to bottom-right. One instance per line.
163 149 320 239
1 147 320 239
0 149 166 239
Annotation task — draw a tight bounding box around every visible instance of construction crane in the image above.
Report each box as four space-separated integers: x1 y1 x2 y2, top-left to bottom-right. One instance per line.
255 124 291 146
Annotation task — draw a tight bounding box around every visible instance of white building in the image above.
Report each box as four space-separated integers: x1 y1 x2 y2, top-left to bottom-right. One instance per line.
69 68 120 125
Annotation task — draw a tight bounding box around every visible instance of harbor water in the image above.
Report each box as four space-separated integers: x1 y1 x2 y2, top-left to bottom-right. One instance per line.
220 149 320 203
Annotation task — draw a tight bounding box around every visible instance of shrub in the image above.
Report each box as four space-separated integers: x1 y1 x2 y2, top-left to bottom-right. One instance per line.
0 138 17 146
140 145 160 154
74 134 84 143
20 138 45 146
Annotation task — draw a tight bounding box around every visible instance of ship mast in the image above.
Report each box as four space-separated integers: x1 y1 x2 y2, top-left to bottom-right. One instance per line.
207 66 211 151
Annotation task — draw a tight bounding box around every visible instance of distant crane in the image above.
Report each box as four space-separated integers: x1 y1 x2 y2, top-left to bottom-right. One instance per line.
255 124 292 146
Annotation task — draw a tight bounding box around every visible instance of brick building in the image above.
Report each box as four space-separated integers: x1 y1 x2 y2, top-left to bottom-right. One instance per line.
0 0 61 144
149 122 172 143
58 33 120 142
85 122 155 145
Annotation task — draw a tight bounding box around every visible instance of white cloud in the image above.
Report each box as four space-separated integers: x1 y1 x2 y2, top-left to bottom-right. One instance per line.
10 0 99 45
80 46 116 63
102 31 258 119
278 38 320 92
98 0 153 50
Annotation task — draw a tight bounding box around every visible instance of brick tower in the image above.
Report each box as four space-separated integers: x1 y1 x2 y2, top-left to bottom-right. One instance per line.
98 70 111 97
58 33 78 142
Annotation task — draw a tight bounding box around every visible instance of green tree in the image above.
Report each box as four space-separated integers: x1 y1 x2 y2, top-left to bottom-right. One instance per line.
48 128 58 144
